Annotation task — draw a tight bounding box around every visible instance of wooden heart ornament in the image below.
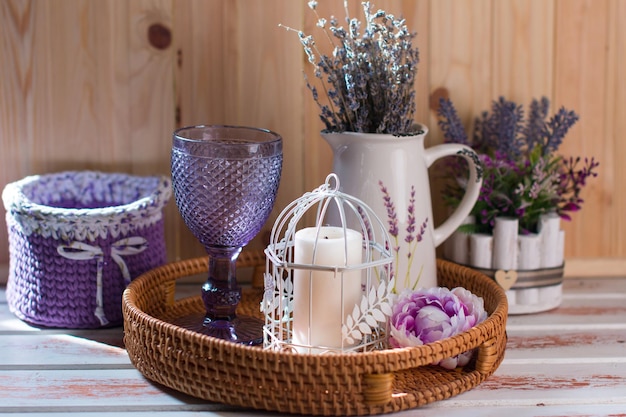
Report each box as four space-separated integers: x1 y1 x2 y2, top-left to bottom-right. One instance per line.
495 269 518 291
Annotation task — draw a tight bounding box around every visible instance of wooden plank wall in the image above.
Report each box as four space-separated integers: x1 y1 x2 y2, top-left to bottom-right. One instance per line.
1 0 624 281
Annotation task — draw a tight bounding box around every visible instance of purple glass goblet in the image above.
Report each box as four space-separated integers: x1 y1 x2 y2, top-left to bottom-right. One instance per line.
171 125 282 345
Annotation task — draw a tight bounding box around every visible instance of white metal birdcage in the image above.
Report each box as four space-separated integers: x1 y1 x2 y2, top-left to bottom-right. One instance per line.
263 174 394 354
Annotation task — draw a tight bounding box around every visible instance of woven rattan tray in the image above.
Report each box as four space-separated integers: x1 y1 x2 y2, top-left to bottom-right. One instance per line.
123 254 508 416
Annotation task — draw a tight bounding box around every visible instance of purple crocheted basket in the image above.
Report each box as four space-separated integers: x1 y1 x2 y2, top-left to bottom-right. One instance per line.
2 171 172 328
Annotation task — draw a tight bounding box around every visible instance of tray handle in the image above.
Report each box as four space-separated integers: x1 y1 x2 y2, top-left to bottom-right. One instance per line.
475 335 503 374
363 372 394 405
362 335 503 405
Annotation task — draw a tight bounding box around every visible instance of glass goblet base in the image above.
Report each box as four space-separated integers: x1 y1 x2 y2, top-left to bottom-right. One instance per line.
172 312 264 346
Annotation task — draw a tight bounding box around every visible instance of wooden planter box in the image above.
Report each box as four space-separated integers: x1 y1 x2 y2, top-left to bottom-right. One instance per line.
444 214 564 315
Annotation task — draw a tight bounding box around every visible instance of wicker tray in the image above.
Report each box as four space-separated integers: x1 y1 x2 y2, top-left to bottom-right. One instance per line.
123 255 508 416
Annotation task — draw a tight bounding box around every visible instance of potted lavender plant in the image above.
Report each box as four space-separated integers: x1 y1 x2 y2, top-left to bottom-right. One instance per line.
438 96 599 314
283 1 483 291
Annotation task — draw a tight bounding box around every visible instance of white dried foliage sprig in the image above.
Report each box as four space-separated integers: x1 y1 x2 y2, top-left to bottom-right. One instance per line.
281 1 419 134
341 277 395 345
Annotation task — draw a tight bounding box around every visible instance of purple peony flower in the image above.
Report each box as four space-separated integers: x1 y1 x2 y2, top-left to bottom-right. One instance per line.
389 286 488 369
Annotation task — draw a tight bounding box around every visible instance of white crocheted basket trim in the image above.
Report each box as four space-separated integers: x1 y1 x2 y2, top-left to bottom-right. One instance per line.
2 171 172 242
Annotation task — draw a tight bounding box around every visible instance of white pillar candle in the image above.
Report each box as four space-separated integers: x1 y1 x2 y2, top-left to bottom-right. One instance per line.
469 233 493 269
538 213 561 268
492 217 519 270
292 226 363 352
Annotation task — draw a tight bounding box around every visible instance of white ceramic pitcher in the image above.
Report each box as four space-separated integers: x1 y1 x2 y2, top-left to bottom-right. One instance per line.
322 124 482 293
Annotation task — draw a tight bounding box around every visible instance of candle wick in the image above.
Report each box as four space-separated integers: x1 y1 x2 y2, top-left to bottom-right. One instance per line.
324 236 329 239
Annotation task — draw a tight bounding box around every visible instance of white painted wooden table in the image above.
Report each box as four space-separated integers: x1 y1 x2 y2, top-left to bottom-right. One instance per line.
1 276 625 416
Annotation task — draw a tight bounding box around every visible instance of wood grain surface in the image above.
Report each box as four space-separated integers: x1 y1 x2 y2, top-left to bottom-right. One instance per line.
1 276 625 415
1 0 623 279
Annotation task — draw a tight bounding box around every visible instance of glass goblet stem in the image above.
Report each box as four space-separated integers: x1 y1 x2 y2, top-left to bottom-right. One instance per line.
202 246 242 322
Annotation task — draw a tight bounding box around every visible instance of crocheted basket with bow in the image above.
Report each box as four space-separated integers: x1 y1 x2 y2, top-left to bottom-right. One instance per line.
2 171 172 328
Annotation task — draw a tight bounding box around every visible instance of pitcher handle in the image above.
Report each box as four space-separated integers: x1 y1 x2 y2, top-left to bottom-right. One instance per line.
424 144 483 247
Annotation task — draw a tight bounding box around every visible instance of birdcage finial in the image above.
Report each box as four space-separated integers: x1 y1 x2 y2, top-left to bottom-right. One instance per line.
324 173 340 192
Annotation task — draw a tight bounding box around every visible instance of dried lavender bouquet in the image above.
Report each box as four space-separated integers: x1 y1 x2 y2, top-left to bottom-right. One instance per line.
282 1 419 134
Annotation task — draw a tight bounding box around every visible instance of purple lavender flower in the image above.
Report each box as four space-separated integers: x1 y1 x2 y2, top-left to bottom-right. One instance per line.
473 97 524 157
379 181 399 238
389 286 487 369
545 107 579 155
404 186 416 245
557 156 599 221
417 218 427 242
524 96 549 151
437 98 468 145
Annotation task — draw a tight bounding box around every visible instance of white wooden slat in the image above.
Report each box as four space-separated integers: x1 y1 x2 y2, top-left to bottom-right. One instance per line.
6 403 626 417
0 369 229 412
10 404 626 417
414 403 626 417
0 311 45 332
506 296 626 328
416 404 626 417
3 361 624 411
506 328 626 362
0 334 128 368
0 313 126 339
447 362 626 405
